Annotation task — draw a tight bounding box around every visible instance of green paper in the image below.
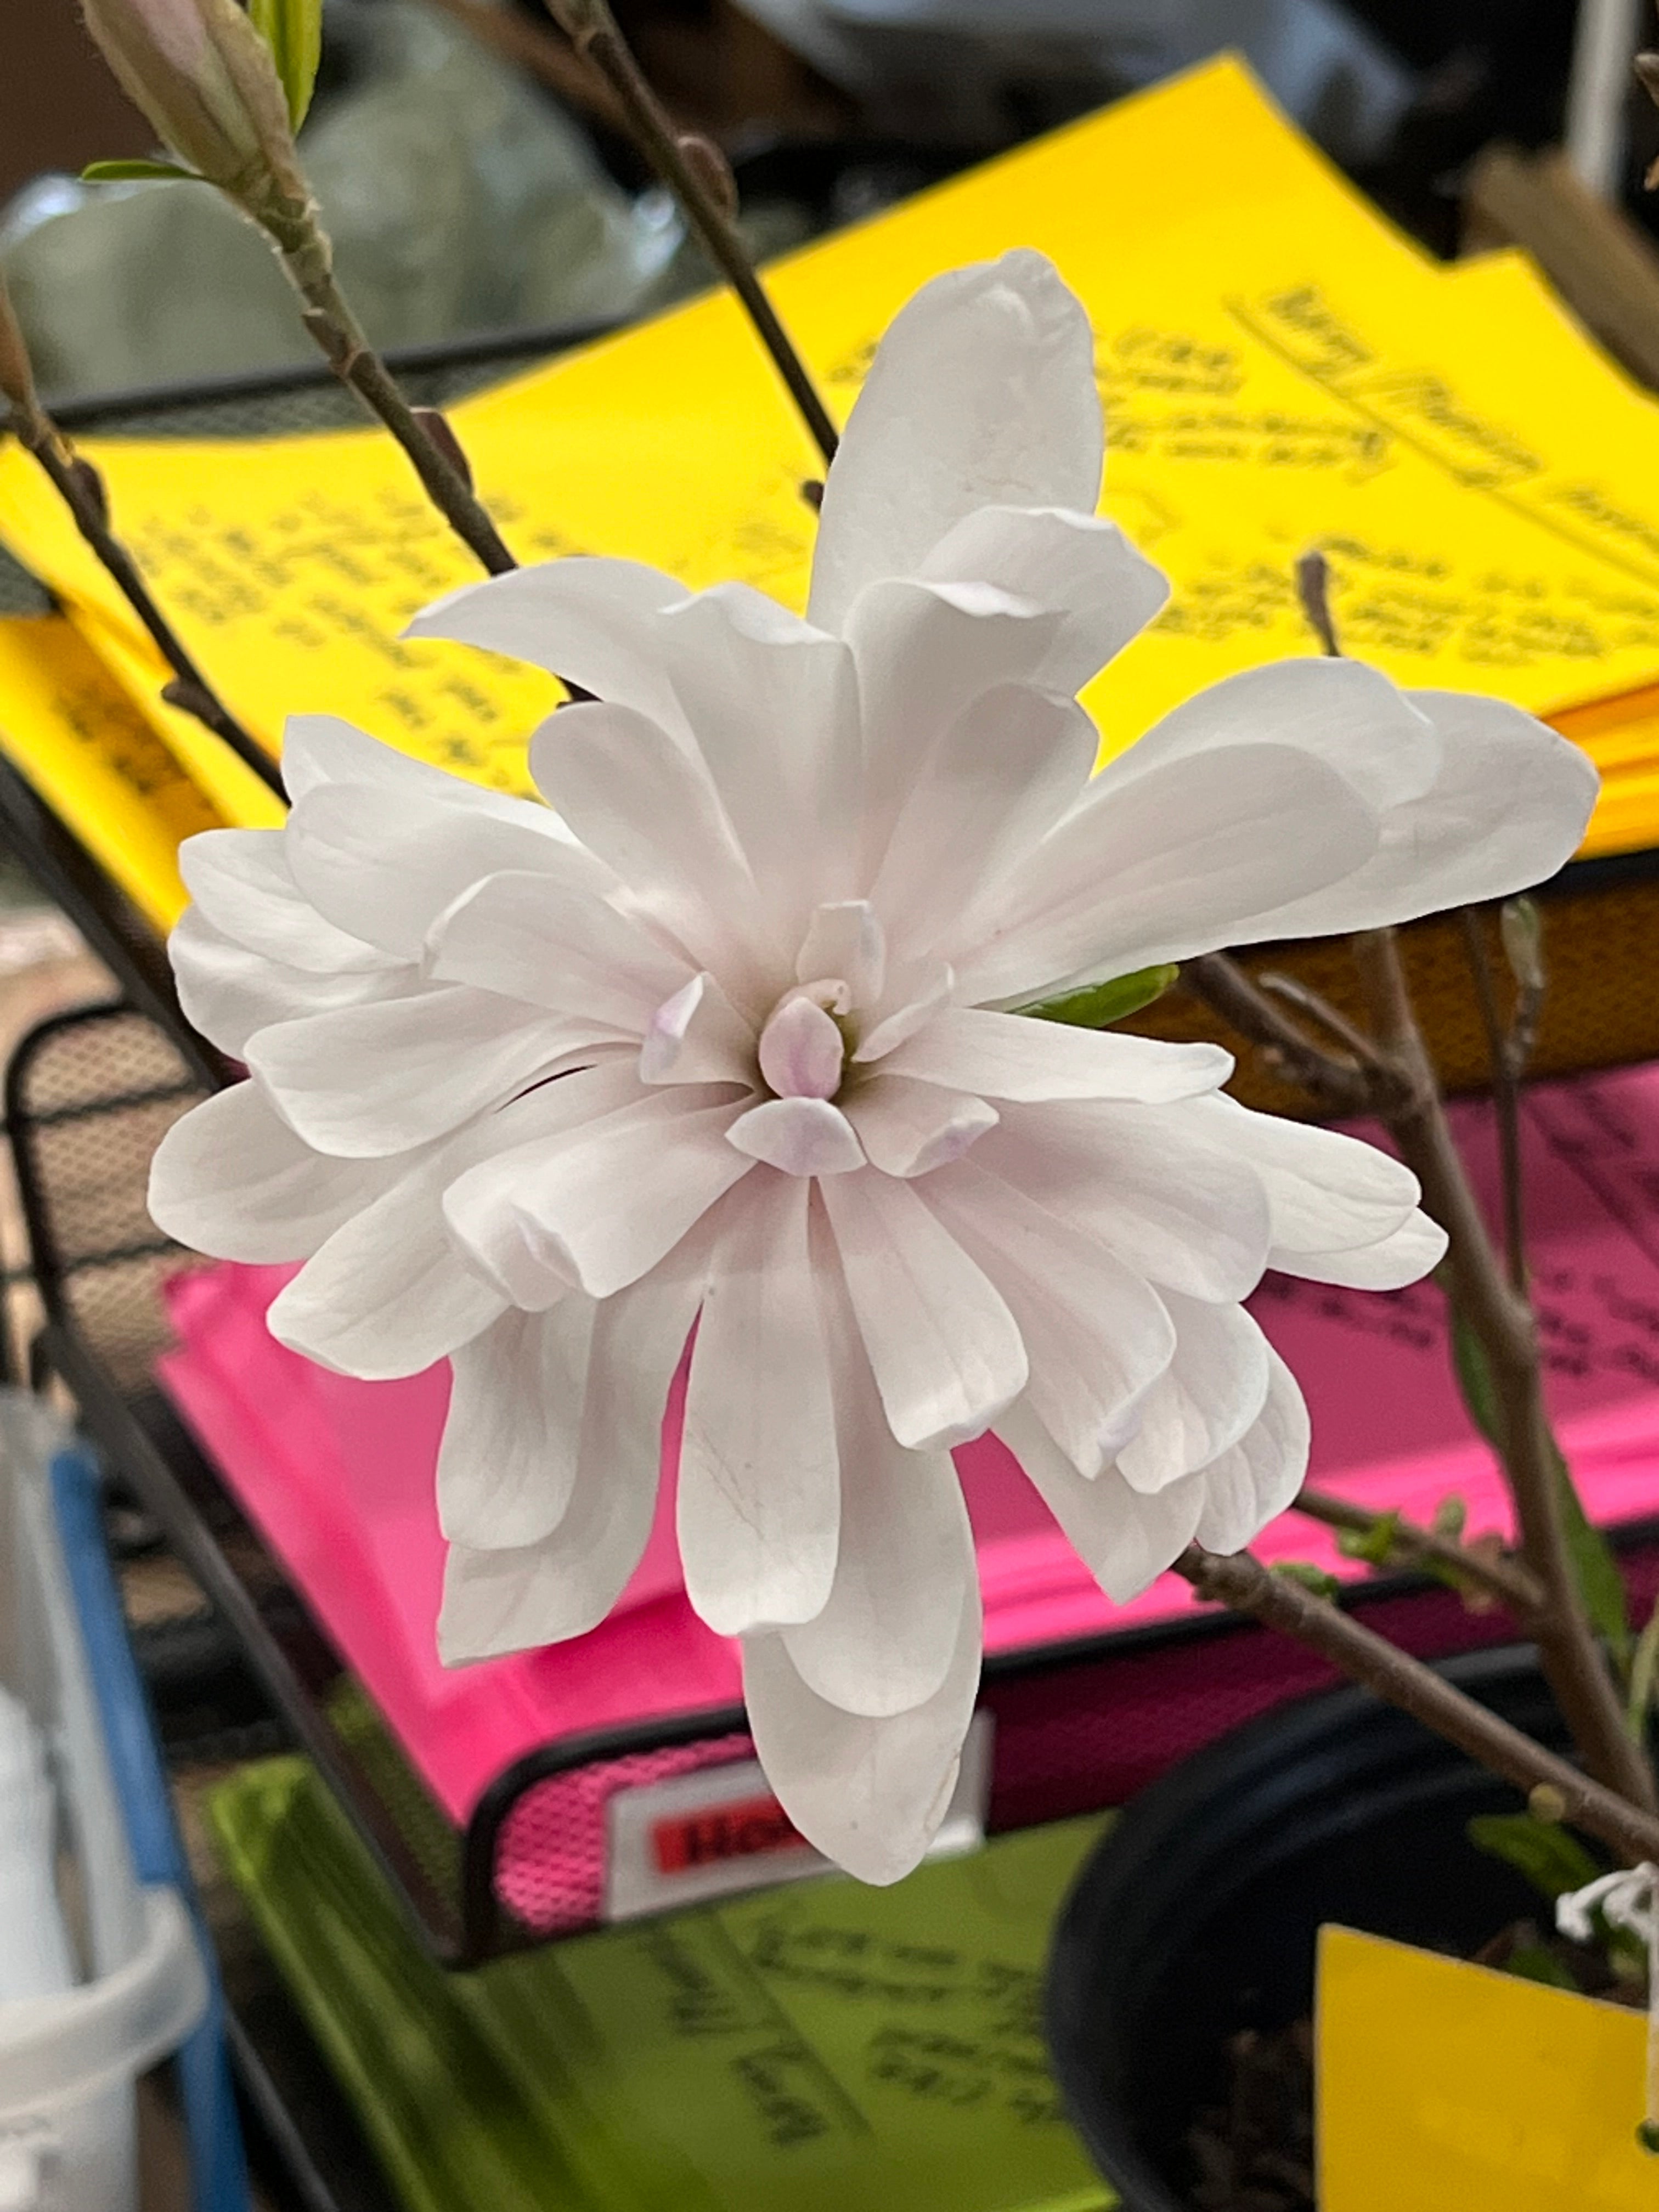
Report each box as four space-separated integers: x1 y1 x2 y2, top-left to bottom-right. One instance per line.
209 1758 1115 2212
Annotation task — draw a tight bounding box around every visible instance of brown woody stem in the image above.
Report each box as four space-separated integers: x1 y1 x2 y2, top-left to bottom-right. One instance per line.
9 405 280 794
296 275 516 576
545 0 839 466
1293 1485 1546 1620
259 203 517 579
1177 1545 1659 1865
1184 953 1368 1113
1349 926 1656 1811
1459 907 1527 1289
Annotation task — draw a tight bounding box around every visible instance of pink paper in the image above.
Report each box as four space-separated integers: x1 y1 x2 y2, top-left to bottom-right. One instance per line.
157 1062 1659 1824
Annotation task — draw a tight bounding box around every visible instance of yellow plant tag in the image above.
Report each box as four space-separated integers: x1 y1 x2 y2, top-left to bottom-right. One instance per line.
1318 1925 1659 2208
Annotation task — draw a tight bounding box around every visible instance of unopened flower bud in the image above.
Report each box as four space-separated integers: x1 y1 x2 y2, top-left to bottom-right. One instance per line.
80 0 304 206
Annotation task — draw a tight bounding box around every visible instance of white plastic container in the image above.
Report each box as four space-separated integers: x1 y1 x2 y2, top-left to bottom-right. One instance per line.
0 1396 206 2211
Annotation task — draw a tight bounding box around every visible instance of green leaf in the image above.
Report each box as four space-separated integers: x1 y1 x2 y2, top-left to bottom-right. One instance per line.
1335 1510 1401 1567
250 0 323 130
1502 1941 1580 1991
1449 1305 1501 1447
1431 1493 1467 1541
1271 1560 1341 1600
1017 964 1179 1030
1556 1454 1634 1674
1468 1811 1602 1902
1451 1305 1632 1669
1627 1601 1659 1740
80 158 202 183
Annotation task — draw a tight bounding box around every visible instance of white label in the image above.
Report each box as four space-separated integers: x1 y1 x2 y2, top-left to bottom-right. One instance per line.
602 1712 994 1921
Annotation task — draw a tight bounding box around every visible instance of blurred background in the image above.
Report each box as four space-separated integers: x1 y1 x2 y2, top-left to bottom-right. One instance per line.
0 0 1643 402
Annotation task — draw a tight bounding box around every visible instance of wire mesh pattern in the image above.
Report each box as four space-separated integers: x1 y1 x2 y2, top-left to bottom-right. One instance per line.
7 1002 205 1390
493 1730 757 1937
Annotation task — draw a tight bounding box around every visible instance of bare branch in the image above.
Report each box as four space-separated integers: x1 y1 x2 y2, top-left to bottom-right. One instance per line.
1292 1486 1546 1620
1176 1545 1659 1865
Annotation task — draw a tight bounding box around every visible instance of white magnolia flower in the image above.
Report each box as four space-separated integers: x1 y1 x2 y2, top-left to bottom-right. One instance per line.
150 250 1598 1883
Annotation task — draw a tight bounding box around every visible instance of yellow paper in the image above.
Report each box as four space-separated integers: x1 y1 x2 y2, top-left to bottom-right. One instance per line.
1319 1925 1659 2208
0 614 222 928
7 61 1659 852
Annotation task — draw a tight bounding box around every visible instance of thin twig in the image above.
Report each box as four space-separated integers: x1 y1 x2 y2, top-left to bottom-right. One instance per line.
1176 1545 1659 1866
542 0 839 466
1293 1485 1546 1620
1295 549 1342 658
1184 953 1369 1113
1350 926 1657 1811
421 0 627 128
1256 972 1389 1074
3 405 280 796
260 207 517 578
1459 907 1527 1289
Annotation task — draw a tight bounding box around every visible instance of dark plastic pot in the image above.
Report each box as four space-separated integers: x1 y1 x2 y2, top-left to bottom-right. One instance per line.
1045 1645 1570 2210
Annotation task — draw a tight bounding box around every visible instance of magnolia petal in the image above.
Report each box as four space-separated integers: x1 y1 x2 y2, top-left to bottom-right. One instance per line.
843 1073 997 1178
149 1080 398 1263
528 701 771 1000
879 1006 1232 1103
809 250 1102 631
437 1301 596 1550
842 577 1064 876
283 714 412 803
1218 691 1600 944
1116 1293 1273 1496
758 995 845 1101
742 1575 983 1885
445 1086 754 1301
1110 657 1441 814
1186 1094 1421 1258
170 907 400 1058
1191 1349 1311 1553
727 1098 863 1176
869 684 1099 951
438 1251 708 1660
286 781 610 961
640 972 757 1086
280 713 552 808
849 963 948 1065
405 557 694 739
782 1268 973 1715
978 1103 1273 1304
916 505 1170 698
1281 1208 1448 1289
641 978 761 1088
820 1170 1026 1449
947 744 1379 1007
924 1157 1175 1479
268 1147 507 1380
245 987 611 1158
796 901 886 1007
428 869 691 1032
679 1175 839 1634
178 829 386 975
1001 1400 1203 1605
651 587 864 921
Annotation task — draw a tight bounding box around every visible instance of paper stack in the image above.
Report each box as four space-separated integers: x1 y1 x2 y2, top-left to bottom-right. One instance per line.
4 60 1659 929
208 1752 1113 2212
